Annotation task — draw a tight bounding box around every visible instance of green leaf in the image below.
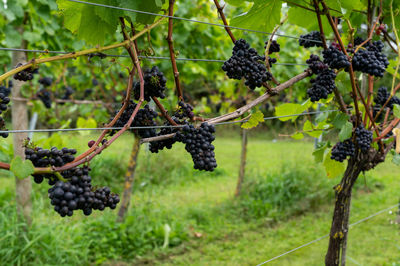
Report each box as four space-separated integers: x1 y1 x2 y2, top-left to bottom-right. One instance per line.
120 0 164 25
339 121 353 141
57 0 118 45
10 156 35 179
275 100 311 122
241 110 264 129
288 6 332 35
392 153 400 166
77 117 97 135
332 113 350 129
291 132 304 140
323 151 345 179
225 0 248 6
231 0 281 33
393 104 400 118
4 24 22 47
313 142 328 163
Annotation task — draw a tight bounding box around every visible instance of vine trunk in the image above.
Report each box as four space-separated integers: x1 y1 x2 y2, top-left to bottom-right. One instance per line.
325 157 363 265
117 135 141 222
12 25 32 225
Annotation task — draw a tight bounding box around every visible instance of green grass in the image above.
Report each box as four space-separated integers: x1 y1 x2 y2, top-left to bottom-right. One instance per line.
0 133 399 265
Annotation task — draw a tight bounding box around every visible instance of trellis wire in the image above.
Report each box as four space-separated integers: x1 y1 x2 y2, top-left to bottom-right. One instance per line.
256 204 399 265
65 0 324 44
0 47 308 66
0 109 341 134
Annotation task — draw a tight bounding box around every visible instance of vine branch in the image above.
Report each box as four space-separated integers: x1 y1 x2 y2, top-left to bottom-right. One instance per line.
167 0 184 101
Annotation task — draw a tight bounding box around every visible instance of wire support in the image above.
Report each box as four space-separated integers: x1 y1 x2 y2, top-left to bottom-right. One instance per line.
256 204 399 265
0 109 342 134
0 47 308 66
65 0 324 44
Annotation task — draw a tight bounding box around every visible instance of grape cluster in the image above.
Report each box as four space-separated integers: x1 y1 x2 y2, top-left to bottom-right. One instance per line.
39 77 53 87
306 54 328 74
0 92 11 138
61 86 74 103
174 101 194 120
111 101 158 138
331 139 355 162
222 39 271 90
13 63 39 81
352 41 389 77
354 37 365 46
264 40 280 54
48 166 119 217
355 125 373 152
322 45 350 70
149 119 181 153
299 31 323 48
133 66 167 101
37 88 52 108
374 86 400 109
25 146 77 184
84 89 93 98
0 81 12 97
174 123 217 171
307 68 336 102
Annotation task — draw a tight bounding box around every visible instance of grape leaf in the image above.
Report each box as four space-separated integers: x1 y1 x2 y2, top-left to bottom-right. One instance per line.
275 100 311 122
313 142 328 163
291 132 304 140
332 113 349 129
77 117 97 135
288 6 332 35
241 110 264 129
231 0 281 33
10 156 35 179
392 153 400 166
120 0 164 25
225 0 249 6
339 121 353 141
57 0 118 45
393 104 400 118
323 151 345 178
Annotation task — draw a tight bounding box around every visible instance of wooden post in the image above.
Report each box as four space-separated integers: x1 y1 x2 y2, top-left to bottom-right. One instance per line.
235 128 248 197
12 26 31 225
117 135 141 222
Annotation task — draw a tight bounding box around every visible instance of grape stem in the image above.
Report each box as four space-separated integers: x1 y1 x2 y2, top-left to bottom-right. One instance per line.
312 0 328 50
140 70 312 143
167 0 184 101
264 15 288 86
213 0 236 43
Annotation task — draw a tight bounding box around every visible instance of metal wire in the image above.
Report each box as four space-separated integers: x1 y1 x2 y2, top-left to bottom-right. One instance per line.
0 47 308 66
0 109 340 134
65 0 324 44
256 204 399 265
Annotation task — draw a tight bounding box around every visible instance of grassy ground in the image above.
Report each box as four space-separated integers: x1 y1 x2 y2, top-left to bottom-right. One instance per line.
0 132 399 265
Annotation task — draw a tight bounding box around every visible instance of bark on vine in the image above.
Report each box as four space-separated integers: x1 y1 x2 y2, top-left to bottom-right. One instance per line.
12 24 31 225
117 135 141 222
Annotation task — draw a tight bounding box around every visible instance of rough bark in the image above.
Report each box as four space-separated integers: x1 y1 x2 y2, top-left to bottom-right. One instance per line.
12 27 31 225
117 135 141 222
324 142 389 266
235 128 248 197
325 158 362 266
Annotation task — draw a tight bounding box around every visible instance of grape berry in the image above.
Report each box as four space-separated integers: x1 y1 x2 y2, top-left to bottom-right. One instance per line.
331 139 355 162
299 31 323 48
133 66 167 101
174 123 217 171
307 68 336 102
222 39 272 90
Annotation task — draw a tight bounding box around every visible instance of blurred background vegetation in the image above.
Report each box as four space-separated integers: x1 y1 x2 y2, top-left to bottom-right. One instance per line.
0 0 399 265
